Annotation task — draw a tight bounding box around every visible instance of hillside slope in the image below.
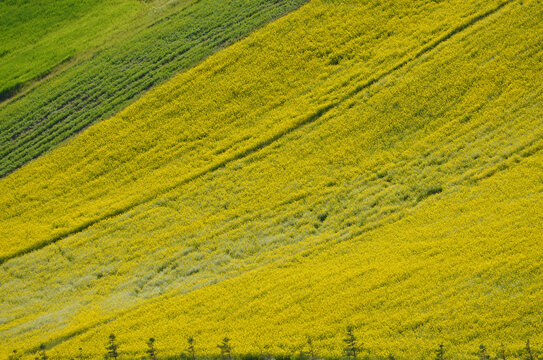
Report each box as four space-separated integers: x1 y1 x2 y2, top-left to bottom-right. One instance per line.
54 150 543 360
0 0 143 100
0 0 525 261
0 0 307 177
0 0 542 358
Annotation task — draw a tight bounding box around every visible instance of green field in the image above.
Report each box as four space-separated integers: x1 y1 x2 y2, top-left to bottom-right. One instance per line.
0 0 143 101
0 0 307 177
0 0 542 359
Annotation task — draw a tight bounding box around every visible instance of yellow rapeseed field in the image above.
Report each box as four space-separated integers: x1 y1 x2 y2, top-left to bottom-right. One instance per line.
0 0 541 359
0 0 525 261
51 151 543 360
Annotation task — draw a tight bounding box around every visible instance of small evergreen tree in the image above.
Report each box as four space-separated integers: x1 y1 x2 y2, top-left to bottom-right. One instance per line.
187 337 196 360
106 334 119 360
343 326 359 360
218 337 232 360
147 338 158 360
39 344 48 360
525 340 534 360
478 345 490 360
435 344 445 360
